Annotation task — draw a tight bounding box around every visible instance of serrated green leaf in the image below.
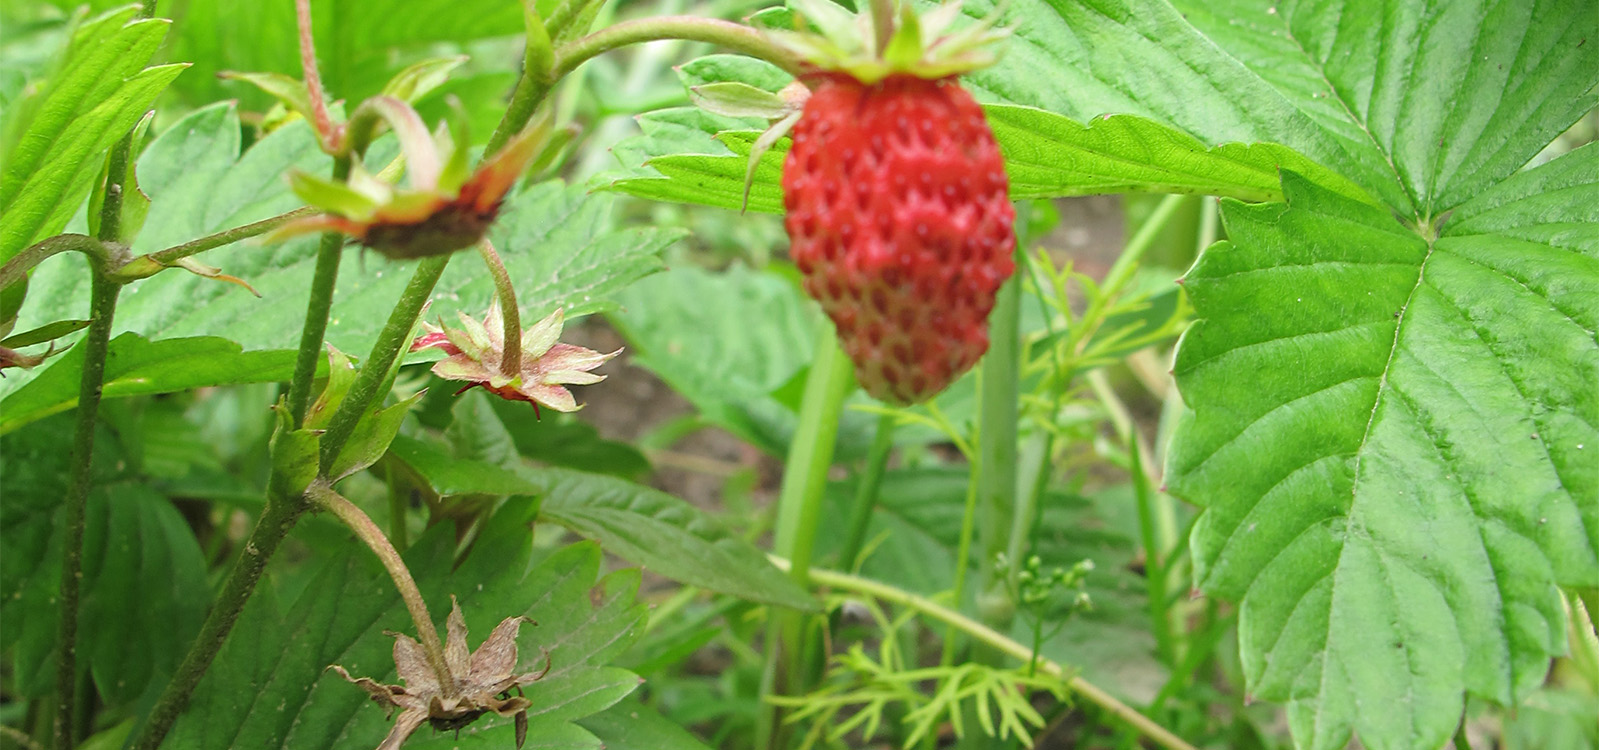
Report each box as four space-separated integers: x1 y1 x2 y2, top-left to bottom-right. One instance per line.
606 264 818 454
577 697 715 750
1173 0 1599 216
388 433 541 496
0 333 306 434
165 500 644 748
990 107 1378 206
1166 154 1598 750
0 53 183 265
1 415 207 708
531 466 819 611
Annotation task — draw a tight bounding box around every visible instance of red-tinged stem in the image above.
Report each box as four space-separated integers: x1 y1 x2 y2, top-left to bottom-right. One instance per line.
296 0 338 151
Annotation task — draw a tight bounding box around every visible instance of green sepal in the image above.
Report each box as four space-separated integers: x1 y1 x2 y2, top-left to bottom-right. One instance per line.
269 397 321 498
436 103 474 195
305 346 358 430
787 0 859 46
689 82 792 119
739 110 801 213
327 390 423 481
219 71 317 126
289 170 382 220
882 3 923 68
87 110 154 242
0 319 92 349
523 6 556 80
379 56 468 103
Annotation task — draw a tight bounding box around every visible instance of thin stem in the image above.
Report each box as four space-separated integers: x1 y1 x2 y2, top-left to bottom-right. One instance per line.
286 157 352 427
128 491 306 750
0 235 110 293
476 240 521 380
553 16 803 80
1130 437 1174 666
837 412 897 572
52 271 119 750
138 207 315 270
975 258 1022 625
757 324 854 749
309 482 454 692
318 255 447 473
295 0 338 150
941 444 980 666
773 559 1201 750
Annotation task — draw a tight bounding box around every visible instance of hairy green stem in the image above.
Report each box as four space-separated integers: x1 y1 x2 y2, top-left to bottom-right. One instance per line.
554 16 803 80
296 0 339 150
1130 437 1174 665
318 255 447 472
477 240 521 380
757 324 854 749
309 482 455 692
128 491 306 750
286 157 352 427
771 559 1201 750
837 412 897 572
975 263 1022 624
116 207 317 277
53 271 119 750
0 235 110 293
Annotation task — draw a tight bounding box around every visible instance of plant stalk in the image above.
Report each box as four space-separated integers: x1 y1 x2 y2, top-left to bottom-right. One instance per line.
553 16 803 80
309 482 455 692
772 559 1201 750
318 255 447 472
837 412 897 572
756 323 854 750
0 235 110 293
286 157 352 427
476 239 522 380
52 270 119 750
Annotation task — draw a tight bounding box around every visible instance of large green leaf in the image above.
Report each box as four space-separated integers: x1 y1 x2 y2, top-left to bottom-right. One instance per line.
0 415 208 709
0 6 183 266
163 500 645 748
1166 157 1597 750
5 103 680 399
530 466 819 612
1173 0 1599 216
606 263 820 454
161 0 555 113
0 333 303 433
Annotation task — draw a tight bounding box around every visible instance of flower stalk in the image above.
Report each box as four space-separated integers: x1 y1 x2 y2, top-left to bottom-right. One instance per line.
476 240 522 380
308 482 455 692
286 156 352 427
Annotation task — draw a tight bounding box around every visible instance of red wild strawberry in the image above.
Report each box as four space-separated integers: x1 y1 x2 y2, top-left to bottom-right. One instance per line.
783 71 1013 404
717 0 1014 404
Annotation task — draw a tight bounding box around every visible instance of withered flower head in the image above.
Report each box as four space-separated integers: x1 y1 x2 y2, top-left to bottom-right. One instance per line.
410 303 619 415
273 99 544 260
330 597 550 750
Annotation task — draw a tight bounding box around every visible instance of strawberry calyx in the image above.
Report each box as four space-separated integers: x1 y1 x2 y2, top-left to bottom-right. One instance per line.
764 0 1009 85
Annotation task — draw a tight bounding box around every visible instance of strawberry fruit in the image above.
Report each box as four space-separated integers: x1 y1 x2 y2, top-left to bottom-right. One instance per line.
744 0 1015 404
784 72 1014 404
